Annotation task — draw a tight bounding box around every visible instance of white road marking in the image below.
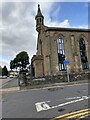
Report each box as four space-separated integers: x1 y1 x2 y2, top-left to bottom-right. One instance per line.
35 96 90 112
35 101 51 112
66 97 81 100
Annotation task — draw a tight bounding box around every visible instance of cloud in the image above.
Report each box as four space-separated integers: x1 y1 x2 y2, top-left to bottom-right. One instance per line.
1 2 55 68
1 2 88 70
1 2 38 69
46 19 88 28
45 19 70 27
0 60 9 68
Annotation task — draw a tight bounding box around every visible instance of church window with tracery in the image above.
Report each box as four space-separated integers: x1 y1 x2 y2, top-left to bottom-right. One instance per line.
79 38 89 70
57 37 66 71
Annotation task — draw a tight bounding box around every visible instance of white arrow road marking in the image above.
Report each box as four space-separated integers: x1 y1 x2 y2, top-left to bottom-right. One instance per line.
35 96 90 112
35 101 51 112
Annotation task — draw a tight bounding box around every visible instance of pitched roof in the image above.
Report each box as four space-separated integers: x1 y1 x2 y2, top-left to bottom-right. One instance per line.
45 26 90 32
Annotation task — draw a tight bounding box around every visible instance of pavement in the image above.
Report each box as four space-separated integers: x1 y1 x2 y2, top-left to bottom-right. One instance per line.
0 78 89 92
20 79 89 90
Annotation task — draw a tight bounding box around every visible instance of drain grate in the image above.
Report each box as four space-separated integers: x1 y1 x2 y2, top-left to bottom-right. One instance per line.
58 108 65 112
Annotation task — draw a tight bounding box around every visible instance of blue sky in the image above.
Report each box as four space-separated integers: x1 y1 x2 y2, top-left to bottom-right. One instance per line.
49 2 88 26
1 2 89 69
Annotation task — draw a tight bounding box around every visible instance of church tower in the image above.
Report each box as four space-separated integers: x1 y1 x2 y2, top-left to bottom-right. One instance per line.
35 4 44 32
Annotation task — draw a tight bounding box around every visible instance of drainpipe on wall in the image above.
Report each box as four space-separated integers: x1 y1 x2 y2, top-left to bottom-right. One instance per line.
49 31 53 80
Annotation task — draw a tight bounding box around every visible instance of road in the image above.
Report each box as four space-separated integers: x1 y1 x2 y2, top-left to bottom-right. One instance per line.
0 77 18 89
0 78 11 88
2 82 89 119
0 77 19 89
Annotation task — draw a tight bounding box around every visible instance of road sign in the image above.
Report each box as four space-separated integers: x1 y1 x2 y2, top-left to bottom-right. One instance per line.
64 60 70 65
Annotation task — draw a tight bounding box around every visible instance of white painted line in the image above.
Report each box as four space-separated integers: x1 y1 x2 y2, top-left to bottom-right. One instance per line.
66 97 81 100
35 96 90 112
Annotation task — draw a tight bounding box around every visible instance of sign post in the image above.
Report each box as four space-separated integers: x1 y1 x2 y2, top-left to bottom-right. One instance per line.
64 60 70 82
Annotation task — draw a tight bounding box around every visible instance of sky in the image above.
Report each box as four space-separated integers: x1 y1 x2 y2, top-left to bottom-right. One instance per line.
0 0 89 70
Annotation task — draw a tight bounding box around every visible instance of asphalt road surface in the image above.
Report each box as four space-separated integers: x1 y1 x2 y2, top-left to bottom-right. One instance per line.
2 82 89 119
0 77 18 89
0 78 12 88
1 77 18 89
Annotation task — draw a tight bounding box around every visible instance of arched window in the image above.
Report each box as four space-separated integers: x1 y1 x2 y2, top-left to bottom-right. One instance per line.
79 38 89 70
37 19 39 26
57 37 66 71
40 18 42 23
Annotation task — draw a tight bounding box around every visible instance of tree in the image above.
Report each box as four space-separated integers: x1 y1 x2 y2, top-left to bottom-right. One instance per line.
10 60 15 70
10 51 29 71
0 66 2 76
2 66 8 76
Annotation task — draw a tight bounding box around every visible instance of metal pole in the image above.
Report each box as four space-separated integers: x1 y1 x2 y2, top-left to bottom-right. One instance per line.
66 65 70 82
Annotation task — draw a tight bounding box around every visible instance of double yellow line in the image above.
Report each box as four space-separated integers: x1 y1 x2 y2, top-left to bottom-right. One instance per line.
51 108 90 120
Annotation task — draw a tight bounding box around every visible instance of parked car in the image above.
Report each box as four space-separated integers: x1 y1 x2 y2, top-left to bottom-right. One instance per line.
2 76 7 79
9 75 14 78
0 76 2 79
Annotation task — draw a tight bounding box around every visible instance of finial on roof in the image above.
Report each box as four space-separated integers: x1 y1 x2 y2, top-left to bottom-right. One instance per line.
35 4 44 19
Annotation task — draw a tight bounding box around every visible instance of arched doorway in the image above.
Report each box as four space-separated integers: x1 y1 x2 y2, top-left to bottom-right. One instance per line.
79 38 89 70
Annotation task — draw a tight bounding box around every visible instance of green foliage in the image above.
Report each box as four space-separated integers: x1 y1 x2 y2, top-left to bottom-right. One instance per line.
10 60 14 70
2 66 8 76
0 66 2 76
10 51 29 71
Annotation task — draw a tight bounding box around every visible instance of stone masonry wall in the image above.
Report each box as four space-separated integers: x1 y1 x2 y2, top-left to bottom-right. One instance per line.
42 30 90 77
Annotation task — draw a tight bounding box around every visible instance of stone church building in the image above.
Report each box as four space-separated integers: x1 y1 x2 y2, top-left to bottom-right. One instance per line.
31 5 90 78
